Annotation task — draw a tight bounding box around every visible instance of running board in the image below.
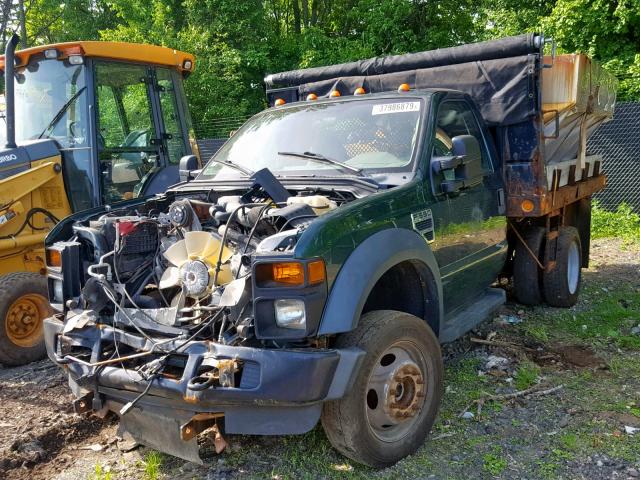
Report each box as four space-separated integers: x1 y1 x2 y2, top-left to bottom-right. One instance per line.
439 288 506 343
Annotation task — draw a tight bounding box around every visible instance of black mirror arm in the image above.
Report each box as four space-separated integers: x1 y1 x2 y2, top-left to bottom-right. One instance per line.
431 155 464 173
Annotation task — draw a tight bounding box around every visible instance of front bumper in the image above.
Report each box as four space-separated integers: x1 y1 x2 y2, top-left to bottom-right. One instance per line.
44 315 363 463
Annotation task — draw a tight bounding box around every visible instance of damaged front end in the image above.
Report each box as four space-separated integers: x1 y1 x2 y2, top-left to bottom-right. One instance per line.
44 169 364 463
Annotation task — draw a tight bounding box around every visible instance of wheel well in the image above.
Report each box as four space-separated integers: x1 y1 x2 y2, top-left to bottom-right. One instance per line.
362 260 440 336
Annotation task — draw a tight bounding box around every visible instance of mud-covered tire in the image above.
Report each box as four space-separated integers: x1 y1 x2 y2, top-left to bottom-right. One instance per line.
0 272 51 366
321 310 443 468
543 226 582 307
513 226 545 306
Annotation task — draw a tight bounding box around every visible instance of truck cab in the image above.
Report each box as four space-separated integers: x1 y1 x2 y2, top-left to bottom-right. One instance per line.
42 34 614 468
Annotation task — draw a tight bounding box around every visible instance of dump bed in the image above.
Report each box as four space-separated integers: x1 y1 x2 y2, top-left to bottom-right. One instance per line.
265 34 617 217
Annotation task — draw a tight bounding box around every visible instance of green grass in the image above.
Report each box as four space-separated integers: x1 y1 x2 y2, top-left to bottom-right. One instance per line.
483 447 508 476
521 282 640 350
591 202 640 244
143 451 164 480
514 362 540 390
88 463 111 480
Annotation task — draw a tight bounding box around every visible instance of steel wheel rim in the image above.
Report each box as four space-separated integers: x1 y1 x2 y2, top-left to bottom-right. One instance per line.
567 240 580 295
365 340 428 443
5 294 49 347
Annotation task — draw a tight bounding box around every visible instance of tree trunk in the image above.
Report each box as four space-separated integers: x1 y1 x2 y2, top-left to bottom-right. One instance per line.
291 0 301 34
18 0 27 48
0 0 13 51
301 0 309 28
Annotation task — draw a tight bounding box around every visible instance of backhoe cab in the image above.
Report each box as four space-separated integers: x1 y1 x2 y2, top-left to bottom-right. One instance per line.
0 35 198 365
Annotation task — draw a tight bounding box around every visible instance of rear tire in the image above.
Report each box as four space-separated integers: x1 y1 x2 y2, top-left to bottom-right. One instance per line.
543 226 582 307
321 310 443 468
513 226 545 305
0 272 51 366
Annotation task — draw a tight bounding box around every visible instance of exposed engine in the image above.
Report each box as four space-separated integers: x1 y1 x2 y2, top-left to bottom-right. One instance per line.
68 169 350 354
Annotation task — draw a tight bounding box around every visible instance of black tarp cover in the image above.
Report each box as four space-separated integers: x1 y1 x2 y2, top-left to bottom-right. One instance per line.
265 34 542 126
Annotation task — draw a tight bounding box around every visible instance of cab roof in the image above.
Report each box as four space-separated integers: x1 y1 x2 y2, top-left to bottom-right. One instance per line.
0 41 195 73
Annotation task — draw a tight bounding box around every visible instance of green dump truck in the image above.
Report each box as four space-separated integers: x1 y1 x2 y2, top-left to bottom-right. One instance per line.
43 33 615 467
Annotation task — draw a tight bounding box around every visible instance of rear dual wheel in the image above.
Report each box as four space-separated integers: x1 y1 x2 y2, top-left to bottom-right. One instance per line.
0 272 51 366
321 310 443 468
513 225 582 308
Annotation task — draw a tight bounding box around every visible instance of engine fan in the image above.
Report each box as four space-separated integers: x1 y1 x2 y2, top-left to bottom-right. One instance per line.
159 231 234 297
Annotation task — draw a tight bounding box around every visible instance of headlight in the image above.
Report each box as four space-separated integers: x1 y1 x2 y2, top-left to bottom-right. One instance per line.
274 299 306 329
52 280 64 303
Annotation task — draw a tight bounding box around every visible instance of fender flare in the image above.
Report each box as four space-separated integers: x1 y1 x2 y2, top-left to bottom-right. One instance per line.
317 228 443 335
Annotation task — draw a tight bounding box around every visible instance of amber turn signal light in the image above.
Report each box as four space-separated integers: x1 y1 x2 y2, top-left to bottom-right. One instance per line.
521 199 535 213
354 87 366 96
256 262 304 286
329 90 341 98
46 248 62 268
306 93 318 101
307 259 326 284
255 259 326 287
398 83 410 92
274 98 286 106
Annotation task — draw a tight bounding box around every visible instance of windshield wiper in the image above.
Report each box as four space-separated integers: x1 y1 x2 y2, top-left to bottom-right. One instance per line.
206 157 254 176
278 151 364 175
38 86 87 139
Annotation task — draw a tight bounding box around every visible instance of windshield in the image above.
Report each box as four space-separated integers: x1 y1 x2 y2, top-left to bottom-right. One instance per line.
10 56 87 148
198 98 423 180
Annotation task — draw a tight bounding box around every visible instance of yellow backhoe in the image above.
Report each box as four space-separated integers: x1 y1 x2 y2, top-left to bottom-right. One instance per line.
0 35 200 365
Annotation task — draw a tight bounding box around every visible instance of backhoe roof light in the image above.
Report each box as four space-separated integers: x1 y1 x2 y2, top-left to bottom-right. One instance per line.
183 59 193 70
68 55 84 65
44 49 58 59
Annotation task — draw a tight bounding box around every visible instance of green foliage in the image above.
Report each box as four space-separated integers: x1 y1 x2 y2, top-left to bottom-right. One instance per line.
142 451 163 480
514 362 540 390
7 0 640 125
591 202 640 244
88 463 112 480
483 447 508 475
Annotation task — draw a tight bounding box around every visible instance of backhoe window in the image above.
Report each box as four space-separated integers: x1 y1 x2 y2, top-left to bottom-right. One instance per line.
3 56 93 211
95 61 159 204
9 56 88 147
157 68 188 164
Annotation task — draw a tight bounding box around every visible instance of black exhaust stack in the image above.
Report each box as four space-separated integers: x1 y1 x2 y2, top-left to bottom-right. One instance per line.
4 34 19 149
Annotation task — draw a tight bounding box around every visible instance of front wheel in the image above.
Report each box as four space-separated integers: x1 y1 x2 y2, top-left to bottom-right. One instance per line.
321 310 443 468
0 272 51 366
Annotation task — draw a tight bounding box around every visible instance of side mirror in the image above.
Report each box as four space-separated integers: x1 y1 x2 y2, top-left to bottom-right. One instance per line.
179 154 199 182
431 135 484 194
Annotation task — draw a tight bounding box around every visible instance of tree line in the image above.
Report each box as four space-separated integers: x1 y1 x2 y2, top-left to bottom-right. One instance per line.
2 0 639 129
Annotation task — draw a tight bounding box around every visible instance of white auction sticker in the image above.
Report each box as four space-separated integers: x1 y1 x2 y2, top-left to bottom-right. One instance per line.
372 101 420 115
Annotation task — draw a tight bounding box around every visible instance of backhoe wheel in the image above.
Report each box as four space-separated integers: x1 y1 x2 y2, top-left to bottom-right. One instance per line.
321 310 443 468
0 272 51 366
513 226 545 306
543 226 582 308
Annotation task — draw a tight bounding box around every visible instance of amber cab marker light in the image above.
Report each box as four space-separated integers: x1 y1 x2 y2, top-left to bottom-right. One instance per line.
521 199 535 213
354 87 366 96
306 93 318 101
329 90 341 98
46 249 62 268
274 98 286 107
307 259 326 284
398 83 411 92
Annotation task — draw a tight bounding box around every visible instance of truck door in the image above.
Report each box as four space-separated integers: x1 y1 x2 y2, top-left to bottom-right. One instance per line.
94 62 188 205
427 97 507 315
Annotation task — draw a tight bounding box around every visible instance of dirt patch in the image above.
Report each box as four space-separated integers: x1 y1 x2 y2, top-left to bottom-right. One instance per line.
597 411 640 429
0 360 117 480
529 344 608 369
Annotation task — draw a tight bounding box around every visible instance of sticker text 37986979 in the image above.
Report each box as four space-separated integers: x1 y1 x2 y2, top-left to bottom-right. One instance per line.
372 102 421 115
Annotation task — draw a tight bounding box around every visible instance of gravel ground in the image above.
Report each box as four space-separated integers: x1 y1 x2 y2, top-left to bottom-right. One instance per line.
0 237 639 480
